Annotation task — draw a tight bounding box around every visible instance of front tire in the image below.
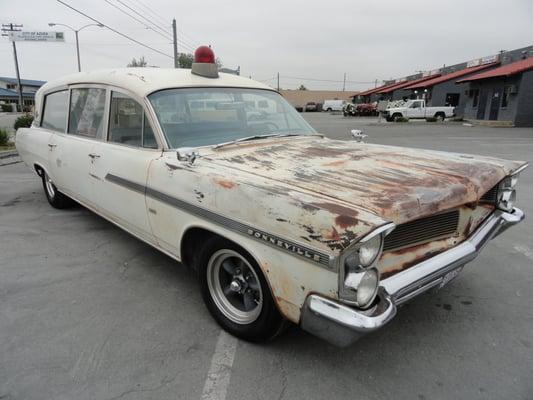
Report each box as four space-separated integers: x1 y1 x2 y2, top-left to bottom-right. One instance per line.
198 237 285 342
42 171 74 209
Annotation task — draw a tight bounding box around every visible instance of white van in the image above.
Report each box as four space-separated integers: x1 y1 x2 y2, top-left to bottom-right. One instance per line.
322 100 346 112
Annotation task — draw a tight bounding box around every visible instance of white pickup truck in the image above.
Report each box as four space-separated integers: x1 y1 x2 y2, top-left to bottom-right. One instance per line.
383 99 455 121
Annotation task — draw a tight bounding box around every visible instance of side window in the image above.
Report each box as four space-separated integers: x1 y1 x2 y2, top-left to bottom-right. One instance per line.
41 90 69 132
68 88 106 138
108 91 157 148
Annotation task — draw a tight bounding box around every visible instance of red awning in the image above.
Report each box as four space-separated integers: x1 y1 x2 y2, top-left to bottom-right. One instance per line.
404 63 499 89
376 74 441 94
354 81 400 97
457 58 533 83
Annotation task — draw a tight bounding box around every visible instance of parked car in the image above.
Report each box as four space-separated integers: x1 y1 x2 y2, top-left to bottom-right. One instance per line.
343 103 357 117
343 103 378 117
323 100 346 112
304 102 318 112
383 99 455 121
356 103 378 116
16 47 528 346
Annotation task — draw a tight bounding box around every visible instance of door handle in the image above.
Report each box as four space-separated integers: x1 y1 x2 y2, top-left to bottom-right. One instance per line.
88 153 100 159
47 143 57 149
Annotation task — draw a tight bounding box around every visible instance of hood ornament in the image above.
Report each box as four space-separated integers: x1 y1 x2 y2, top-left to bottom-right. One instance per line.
351 129 367 143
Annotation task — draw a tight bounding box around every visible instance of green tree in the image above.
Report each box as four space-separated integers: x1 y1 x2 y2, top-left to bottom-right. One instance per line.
127 56 147 67
14 114 34 130
298 84 308 91
178 53 223 69
178 53 194 68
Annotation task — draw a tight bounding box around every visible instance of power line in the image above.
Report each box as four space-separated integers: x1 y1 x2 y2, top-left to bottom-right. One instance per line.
56 0 173 59
127 0 169 27
103 0 172 41
114 0 173 39
281 75 376 84
112 0 197 53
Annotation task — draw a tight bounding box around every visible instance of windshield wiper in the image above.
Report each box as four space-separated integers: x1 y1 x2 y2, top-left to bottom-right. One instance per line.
213 133 306 149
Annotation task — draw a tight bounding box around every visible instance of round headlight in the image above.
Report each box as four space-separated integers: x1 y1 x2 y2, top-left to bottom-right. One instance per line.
358 234 382 266
356 268 379 307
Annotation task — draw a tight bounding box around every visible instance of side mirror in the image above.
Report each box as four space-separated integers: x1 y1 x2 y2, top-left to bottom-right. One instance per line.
177 148 199 164
351 129 367 143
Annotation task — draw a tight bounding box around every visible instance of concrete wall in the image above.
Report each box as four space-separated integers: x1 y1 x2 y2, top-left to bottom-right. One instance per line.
462 76 521 123
515 70 533 127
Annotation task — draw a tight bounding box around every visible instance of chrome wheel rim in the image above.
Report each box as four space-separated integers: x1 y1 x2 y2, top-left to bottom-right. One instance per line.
44 172 55 198
207 249 263 324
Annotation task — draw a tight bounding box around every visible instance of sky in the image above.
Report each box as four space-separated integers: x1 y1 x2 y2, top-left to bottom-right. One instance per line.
1 0 532 92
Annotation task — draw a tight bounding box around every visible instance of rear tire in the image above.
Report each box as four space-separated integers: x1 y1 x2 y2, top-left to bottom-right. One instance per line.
42 171 74 209
198 236 285 342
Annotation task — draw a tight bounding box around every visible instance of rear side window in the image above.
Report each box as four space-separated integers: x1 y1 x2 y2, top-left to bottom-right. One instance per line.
41 90 68 132
68 88 106 138
108 91 157 148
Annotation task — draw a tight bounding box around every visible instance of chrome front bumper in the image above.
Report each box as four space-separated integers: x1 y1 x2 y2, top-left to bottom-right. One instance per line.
300 207 525 347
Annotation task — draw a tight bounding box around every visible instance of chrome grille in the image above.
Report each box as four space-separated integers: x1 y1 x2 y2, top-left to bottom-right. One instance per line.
480 185 498 203
383 210 460 251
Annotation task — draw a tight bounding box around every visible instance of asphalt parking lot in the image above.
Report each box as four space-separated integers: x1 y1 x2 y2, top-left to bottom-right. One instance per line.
1 114 532 400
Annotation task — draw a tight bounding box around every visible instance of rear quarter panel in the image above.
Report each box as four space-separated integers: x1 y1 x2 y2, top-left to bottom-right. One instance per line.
15 127 51 174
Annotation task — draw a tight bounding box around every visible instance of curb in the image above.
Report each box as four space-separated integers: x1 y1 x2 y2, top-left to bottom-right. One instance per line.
0 149 20 166
0 150 18 159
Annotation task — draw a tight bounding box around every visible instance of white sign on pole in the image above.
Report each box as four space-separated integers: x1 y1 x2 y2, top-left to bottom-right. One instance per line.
9 31 65 42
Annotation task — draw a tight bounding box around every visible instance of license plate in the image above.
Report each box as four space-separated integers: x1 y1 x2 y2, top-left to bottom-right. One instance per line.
438 267 463 289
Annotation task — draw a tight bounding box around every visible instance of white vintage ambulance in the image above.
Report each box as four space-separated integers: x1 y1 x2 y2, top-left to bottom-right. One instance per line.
16 46 527 346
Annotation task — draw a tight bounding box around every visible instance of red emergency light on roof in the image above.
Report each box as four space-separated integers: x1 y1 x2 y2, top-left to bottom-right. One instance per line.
191 45 219 78
194 46 215 64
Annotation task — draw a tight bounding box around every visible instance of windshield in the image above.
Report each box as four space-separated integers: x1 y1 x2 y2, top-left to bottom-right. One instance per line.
148 88 316 148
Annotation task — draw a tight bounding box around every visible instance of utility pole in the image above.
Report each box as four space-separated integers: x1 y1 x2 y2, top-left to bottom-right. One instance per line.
1 23 24 111
277 72 280 91
172 19 179 68
342 72 346 91
74 30 81 72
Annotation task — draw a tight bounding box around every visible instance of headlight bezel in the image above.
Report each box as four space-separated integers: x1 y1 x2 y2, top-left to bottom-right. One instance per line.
339 223 395 308
496 168 525 212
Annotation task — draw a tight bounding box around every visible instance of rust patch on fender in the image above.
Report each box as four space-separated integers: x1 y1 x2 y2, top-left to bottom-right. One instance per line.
323 159 347 167
311 202 359 217
215 179 236 189
335 214 358 229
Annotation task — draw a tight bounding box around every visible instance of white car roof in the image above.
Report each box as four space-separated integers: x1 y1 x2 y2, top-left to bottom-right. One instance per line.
38 68 275 98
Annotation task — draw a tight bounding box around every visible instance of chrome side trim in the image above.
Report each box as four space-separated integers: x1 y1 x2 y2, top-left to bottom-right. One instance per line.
300 207 525 346
105 173 333 269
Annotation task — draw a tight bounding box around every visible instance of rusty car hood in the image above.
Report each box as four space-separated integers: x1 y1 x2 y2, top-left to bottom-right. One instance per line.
205 136 526 225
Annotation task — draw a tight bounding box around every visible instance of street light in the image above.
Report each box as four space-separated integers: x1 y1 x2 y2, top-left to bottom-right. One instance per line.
48 22 104 72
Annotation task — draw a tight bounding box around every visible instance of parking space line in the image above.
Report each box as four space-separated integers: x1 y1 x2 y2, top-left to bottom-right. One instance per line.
201 330 238 400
